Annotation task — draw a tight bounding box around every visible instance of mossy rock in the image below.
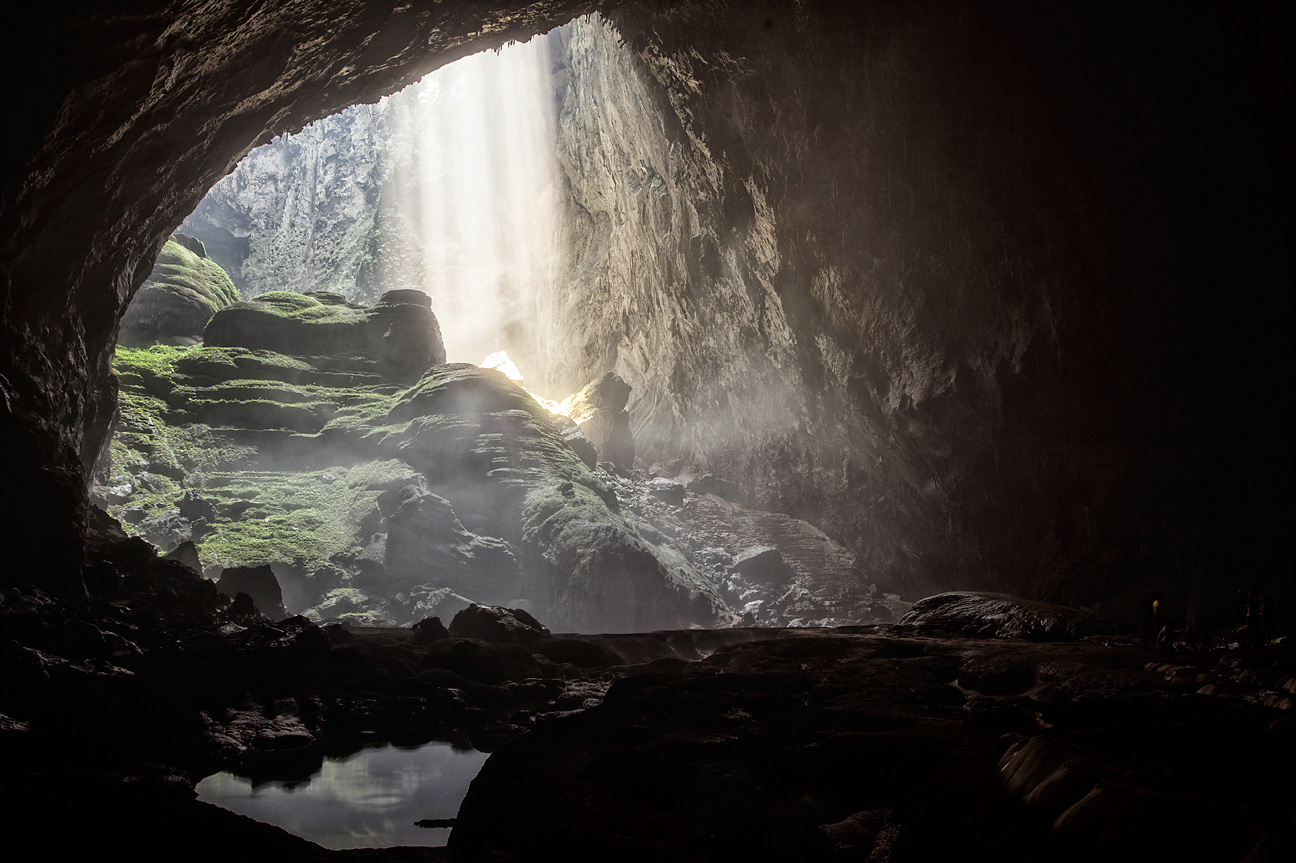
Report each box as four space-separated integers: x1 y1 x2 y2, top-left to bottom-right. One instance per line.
119 236 241 347
204 290 445 382
388 364 554 424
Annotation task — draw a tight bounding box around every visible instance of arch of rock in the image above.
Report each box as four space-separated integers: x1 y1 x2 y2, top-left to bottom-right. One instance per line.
0 1 1285 609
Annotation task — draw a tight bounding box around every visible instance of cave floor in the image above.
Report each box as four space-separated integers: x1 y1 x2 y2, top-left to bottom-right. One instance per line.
2 600 1292 861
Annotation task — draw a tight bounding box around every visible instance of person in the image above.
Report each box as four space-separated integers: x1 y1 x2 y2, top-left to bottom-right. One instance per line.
1149 592 1167 648
1246 589 1264 648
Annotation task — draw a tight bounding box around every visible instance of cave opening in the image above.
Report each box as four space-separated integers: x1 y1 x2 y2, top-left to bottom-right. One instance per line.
105 12 880 634
2 3 1289 859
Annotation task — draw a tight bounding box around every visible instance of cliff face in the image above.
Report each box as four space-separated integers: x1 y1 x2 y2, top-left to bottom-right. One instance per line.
180 104 394 302
549 5 1287 610
1 1 1286 614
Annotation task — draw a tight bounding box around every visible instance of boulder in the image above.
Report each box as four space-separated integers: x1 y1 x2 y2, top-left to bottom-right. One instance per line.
118 236 240 347
899 592 1128 641
216 564 288 621
162 541 202 575
647 478 685 507
566 371 632 415
448 604 551 649
204 290 445 382
686 473 741 502
566 372 635 468
412 616 451 644
577 409 634 469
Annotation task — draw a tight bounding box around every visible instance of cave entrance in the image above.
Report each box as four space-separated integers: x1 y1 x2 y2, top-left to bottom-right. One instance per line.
103 15 652 625
172 22 575 396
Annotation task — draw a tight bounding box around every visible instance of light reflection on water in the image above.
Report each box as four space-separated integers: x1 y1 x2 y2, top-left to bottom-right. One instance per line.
195 742 489 850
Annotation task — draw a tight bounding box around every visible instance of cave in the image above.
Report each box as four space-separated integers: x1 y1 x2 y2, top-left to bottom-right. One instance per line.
1 2 1289 860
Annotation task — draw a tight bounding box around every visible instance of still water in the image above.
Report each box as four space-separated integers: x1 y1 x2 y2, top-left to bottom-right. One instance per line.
196 742 489 849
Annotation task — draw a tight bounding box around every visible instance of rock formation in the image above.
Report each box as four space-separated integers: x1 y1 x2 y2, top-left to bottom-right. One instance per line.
0 1 1286 647
105 294 737 632
566 371 635 468
117 235 240 347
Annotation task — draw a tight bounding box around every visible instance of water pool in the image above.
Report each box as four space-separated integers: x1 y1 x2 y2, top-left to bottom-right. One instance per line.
196 742 489 849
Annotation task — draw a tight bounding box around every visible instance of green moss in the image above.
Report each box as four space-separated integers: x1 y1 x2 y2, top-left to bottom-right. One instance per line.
233 291 368 324
145 239 241 309
197 460 410 570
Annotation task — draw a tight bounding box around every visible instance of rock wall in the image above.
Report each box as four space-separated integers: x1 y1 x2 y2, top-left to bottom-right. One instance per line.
0 1 1286 614
550 4 1289 611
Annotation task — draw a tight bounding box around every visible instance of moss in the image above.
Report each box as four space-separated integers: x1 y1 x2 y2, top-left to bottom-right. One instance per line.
240 290 369 324
197 460 410 570
145 239 241 308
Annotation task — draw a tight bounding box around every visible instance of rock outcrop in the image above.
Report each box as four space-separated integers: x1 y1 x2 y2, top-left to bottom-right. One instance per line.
105 303 733 632
899 592 1125 641
566 371 635 468
118 235 240 347
215 564 288 621
204 289 445 382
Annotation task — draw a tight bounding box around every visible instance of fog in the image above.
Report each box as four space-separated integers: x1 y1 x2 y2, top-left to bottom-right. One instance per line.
384 33 567 376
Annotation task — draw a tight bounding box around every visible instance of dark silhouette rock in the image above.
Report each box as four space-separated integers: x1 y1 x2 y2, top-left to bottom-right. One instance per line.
420 638 537 685
900 592 1127 641
449 604 551 649
535 637 624 668
216 565 288 621
162 541 202 575
412 616 450 645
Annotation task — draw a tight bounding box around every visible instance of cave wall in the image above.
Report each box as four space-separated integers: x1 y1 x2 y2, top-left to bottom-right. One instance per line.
1 1 1286 610
549 2 1289 607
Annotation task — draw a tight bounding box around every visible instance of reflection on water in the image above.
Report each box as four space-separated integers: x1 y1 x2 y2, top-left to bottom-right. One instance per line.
195 742 489 850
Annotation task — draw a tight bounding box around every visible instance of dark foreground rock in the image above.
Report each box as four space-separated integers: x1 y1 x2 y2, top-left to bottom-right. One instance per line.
899 592 1126 641
448 604 551 648
451 632 1296 862
216 564 288 620
2 543 1294 862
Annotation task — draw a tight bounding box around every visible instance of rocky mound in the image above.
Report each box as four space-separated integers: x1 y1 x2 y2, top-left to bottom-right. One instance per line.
103 307 729 632
117 235 240 347
204 289 445 382
899 592 1128 640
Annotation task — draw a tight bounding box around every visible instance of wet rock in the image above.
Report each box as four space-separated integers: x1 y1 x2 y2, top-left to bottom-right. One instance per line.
899 592 1127 641
216 565 288 621
449 604 550 649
